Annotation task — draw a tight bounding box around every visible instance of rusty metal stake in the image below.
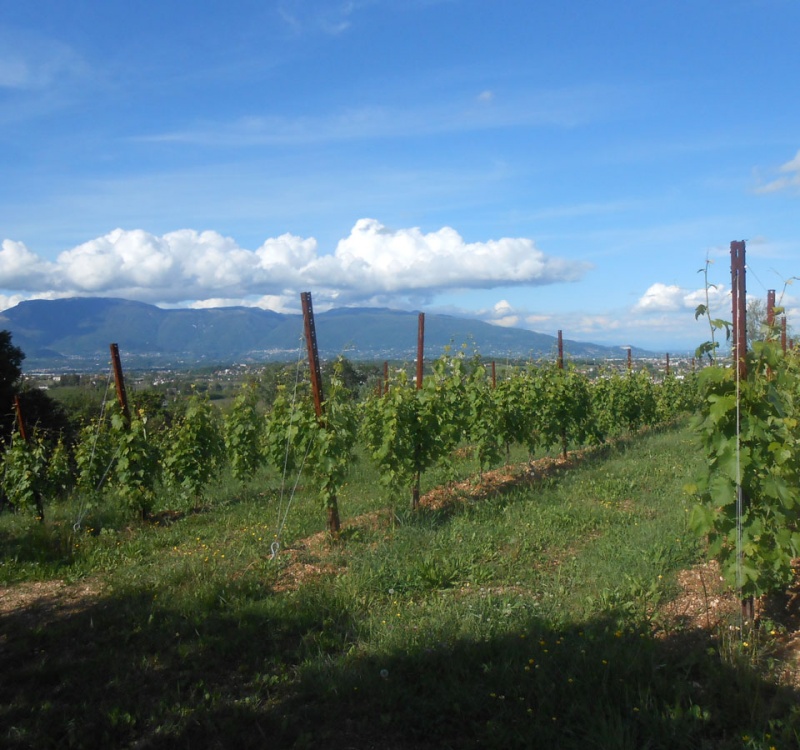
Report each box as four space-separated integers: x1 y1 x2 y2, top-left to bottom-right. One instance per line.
557 330 564 370
300 292 340 534
14 395 28 443
731 240 753 622
416 313 425 390
731 241 747 382
412 313 426 510
110 343 131 425
13 395 44 521
766 289 776 329
300 293 325 419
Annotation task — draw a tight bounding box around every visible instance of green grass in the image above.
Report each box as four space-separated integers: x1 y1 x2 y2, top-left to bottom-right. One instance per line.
2 423 799 748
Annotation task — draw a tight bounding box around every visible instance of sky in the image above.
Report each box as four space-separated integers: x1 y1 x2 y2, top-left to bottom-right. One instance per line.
1 0 799 354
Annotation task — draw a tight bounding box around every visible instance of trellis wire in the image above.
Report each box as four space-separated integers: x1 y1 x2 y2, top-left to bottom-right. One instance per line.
73 369 115 532
270 334 311 559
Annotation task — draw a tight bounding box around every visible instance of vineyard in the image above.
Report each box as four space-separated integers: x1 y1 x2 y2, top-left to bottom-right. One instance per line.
1 348 695 533
3 306 800 746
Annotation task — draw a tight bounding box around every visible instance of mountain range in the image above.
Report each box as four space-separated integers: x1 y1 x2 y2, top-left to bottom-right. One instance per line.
0 297 651 371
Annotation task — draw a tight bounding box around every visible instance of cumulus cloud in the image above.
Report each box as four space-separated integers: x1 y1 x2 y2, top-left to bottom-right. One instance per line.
467 287 728 352
0 240 57 287
487 300 519 328
324 219 589 294
633 282 728 314
0 219 588 310
633 283 686 312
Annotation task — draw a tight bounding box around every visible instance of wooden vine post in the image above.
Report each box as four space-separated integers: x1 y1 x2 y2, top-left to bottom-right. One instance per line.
730 240 754 622
300 292 341 534
412 313 425 510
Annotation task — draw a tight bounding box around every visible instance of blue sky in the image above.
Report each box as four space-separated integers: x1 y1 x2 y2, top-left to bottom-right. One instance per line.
1 0 799 353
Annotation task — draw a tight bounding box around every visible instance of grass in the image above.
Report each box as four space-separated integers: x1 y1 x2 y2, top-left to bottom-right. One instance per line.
2 423 800 748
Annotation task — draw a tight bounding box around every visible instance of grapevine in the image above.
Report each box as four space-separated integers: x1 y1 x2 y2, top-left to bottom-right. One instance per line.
223 381 263 482
689 337 800 597
162 394 225 506
110 409 162 519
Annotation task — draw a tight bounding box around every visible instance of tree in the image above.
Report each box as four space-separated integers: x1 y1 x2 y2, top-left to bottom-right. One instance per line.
0 330 24 441
746 298 767 347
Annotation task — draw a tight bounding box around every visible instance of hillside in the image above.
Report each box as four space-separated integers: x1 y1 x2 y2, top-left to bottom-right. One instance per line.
0 297 648 370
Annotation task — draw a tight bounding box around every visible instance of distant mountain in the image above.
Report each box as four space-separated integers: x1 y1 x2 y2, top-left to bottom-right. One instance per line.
0 297 650 371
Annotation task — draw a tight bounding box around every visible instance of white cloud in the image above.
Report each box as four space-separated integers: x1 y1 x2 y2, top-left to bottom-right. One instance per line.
0 240 56 287
755 149 800 194
633 283 686 312
461 288 726 353
324 218 589 294
137 84 623 148
633 281 729 314
0 29 87 92
277 0 369 36
0 219 587 308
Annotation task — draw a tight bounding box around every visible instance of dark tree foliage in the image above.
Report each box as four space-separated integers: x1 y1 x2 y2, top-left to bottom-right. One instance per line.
0 331 73 445
0 330 24 441
15 385 74 444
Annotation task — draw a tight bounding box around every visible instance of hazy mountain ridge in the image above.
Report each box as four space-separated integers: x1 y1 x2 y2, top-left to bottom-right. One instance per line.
0 297 650 370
